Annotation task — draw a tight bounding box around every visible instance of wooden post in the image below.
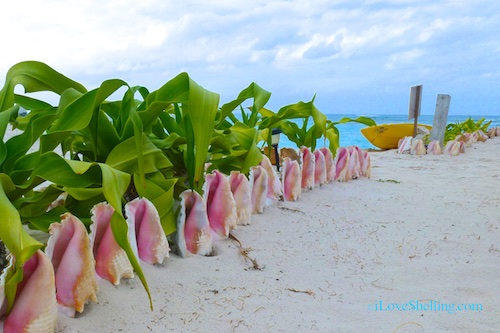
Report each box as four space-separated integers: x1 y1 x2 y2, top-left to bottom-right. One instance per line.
408 85 423 137
430 94 451 146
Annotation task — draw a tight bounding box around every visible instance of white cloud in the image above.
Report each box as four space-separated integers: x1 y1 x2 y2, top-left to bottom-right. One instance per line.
1 0 500 115
385 49 424 70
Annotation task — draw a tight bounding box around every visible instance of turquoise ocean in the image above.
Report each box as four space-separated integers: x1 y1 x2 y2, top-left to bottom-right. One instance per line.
277 114 500 150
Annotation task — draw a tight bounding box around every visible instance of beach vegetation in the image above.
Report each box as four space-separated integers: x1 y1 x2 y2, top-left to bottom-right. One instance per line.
0 60 374 313
376 179 401 184
444 117 491 142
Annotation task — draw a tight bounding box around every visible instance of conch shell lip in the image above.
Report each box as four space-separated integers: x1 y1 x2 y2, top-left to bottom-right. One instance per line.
90 202 135 285
45 213 98 317
124 198 170 265
3 250 58 333
176 190 212 258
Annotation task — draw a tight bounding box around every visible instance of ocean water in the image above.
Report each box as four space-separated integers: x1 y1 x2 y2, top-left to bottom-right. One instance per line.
277 114 500 150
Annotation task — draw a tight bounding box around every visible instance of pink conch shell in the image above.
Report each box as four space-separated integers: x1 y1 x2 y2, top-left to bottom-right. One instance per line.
354 146 366 175
313 149 327 186
463 133 474 147
282 157 302 201
397 136 412 154
3 250 57 333
90 203 135 285
476 130 488 142
300 147 315 189
45 213 98 317
426 140 442 155
334 147 350 182
456 133 474 147
319 147 335 183
362 151 372 178
348 146 361 179
496 127 500 136
470 131 478 143
444 140 461 156
259 154 282 201
176 190 212 258
125 198 170 265
228 171 252 226
249 165 268 214
203 170 237 240
0 255 14 317
410 138 426 155
487 128 496 138
458 141 466 153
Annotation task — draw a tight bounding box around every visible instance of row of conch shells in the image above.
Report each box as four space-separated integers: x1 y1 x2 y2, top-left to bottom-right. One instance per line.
176 148 372 257
1 197 169 332
487 127 500 138
398 136 442 156
398 136 427 155
176 166 262 258
1 146 374 330
397 127 499 158
334 146 372 182
176 166 263 258
90 198 170 285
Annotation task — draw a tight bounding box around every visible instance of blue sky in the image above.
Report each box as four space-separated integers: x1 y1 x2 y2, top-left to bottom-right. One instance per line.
1 0 499 116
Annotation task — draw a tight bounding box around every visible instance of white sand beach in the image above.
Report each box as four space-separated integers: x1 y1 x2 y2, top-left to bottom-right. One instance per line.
47 137 500 332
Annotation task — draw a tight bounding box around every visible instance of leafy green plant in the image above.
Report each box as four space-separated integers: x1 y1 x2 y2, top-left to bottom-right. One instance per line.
257 98 326 154
325 116 376 153
444 117 492 142
0 61 158 309
1 60 376 315
277 113 375 154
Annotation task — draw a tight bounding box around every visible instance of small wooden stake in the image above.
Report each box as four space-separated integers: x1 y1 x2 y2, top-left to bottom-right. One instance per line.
408 85 423 137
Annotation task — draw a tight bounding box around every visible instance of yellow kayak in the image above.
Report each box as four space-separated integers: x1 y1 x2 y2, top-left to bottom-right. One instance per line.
360 123 432 150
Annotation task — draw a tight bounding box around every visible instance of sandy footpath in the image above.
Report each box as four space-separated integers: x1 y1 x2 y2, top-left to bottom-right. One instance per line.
47 137 500 332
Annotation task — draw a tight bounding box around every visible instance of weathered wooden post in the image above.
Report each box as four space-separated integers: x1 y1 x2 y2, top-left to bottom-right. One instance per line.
408 85 423 137
430 94 451 146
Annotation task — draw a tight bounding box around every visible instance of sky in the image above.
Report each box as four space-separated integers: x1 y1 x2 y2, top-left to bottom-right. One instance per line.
1 0 499 116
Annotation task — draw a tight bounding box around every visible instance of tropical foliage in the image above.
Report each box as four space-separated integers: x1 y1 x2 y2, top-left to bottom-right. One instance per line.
444 117 491 142
0 61 374 310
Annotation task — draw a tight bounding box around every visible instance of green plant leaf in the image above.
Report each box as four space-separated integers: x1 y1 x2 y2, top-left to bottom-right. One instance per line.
209 122 263 174
332 116 377 127
106 133 172 175
3 107 58 174
217 82 271 127
0 61 87 112
109 210 153 310
48 79 128 134
152 73 219 193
